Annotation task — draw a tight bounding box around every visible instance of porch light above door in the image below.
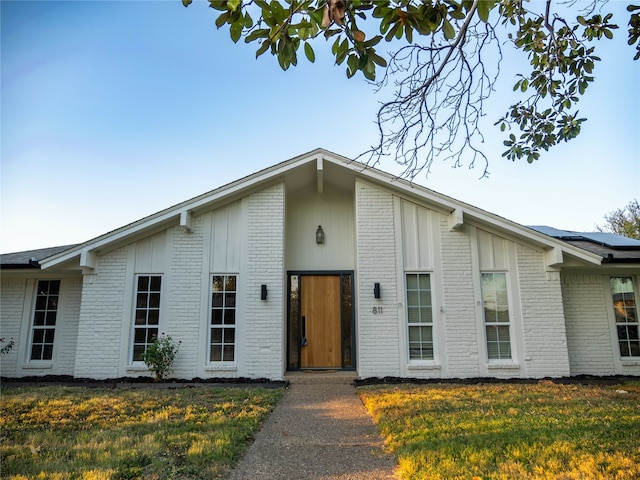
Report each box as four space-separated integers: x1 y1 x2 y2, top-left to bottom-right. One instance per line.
316 225 325 244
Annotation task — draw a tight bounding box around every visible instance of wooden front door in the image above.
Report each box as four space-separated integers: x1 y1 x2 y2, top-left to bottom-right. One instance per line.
300 275 342 368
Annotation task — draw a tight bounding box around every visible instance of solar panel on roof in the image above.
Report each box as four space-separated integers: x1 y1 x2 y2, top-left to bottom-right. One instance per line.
577 232 640 248
527 226 583 238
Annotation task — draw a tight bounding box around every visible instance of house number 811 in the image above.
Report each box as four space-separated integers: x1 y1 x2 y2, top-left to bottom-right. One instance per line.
373 306 383 314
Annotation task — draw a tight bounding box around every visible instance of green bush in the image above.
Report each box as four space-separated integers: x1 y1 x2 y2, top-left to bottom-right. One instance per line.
142 333 180 381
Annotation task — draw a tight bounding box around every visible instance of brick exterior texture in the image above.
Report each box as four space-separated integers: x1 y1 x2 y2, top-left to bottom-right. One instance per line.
355 180 401 378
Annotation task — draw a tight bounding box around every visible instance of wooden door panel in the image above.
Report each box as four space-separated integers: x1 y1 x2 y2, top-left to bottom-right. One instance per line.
300 275 341 368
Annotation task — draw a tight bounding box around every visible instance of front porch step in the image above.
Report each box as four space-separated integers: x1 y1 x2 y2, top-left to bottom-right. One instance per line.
285 370 358 385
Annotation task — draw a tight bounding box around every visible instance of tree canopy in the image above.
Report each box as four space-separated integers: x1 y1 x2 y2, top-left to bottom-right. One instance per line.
598 199 640 239
184 0 639 178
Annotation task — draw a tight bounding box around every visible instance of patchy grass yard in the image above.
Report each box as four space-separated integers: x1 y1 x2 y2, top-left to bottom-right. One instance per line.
359 381 640 480
0 385 282 480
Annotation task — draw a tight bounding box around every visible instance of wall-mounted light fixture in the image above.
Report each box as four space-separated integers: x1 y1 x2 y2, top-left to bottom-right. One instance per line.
374 282 381 299
315 225 325 244
261 284 268 301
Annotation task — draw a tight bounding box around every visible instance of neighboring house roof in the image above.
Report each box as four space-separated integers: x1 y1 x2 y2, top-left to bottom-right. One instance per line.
529 226 640 263
32 149 602 270
0 245 79 269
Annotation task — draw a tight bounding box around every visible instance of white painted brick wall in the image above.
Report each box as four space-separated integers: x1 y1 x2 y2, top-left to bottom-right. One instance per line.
166 218 204 379
55 277 82 376
516 245 570 378
0 278 27 377
1 275 82 378
355 180 400 378
242 184 285 380
74 248 128 379
562 274 615 376
439 221 480 378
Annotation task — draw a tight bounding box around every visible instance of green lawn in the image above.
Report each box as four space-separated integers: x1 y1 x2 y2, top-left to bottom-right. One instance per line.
0 385 282 480
358 381 640 479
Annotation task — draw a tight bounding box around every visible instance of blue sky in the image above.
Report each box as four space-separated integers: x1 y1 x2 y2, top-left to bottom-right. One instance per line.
1 0 638 253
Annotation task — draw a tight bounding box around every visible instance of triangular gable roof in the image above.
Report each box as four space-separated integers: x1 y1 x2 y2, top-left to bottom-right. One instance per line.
40 148 602 270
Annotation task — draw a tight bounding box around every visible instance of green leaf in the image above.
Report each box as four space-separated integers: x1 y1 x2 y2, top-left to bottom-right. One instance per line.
230 22 243 43
182 0 192 7
476 0 492 23
304 42 315 63
255 40 271 58
442 19 455 40
215 12 230 29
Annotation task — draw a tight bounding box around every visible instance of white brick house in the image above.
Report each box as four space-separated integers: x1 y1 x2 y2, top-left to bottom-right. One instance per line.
2 149 639 381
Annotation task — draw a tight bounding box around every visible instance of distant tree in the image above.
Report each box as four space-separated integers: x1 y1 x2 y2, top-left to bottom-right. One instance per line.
597 199 640 239
184 0 639 178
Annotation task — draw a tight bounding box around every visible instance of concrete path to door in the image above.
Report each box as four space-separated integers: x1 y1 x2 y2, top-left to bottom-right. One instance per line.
228 372 398 479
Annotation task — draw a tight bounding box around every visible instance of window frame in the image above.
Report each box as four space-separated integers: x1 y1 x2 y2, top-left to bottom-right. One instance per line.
480 271 514 362
405 272 436 362
208 274 238 364
28 279 61 363
130 274 163 364
609 276 639 358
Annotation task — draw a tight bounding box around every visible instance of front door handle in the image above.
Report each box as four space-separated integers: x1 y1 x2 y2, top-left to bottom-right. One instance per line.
301 316 307 346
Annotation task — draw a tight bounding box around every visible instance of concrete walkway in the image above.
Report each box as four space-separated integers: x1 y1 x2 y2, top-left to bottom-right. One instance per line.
228 372 398 479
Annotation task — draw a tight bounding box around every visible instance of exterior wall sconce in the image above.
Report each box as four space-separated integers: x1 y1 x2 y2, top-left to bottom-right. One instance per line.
315 225 325 244
261 284 268 301
374 282 381 299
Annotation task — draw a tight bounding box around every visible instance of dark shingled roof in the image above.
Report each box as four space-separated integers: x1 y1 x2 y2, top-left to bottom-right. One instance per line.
528 226 640 263
0 245 78 269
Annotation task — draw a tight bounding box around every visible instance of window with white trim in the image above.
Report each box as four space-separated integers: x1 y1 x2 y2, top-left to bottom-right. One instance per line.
132 275 162 362
481 272 512 360
209 275 237 362
30 280 60 361
610 277 639 357
406 273 434 360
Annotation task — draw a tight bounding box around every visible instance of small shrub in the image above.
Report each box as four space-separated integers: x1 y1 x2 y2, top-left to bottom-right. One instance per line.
0 337 15 355
142 333 180 381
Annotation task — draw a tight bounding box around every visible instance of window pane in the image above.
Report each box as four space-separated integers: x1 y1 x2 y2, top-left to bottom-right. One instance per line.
138 276 149 291
211 310 223 325
212 276 224 292
223 345 235 362
45 311 57 326
224 309 235 325
133 345 145 362
41 344 52 360
31 345 42 360
44 329 55 343
630 341 640 356
148 293 161 309
212 293 223 307
148 309 159 325
420 306 433 323
150 276 162 291
136 293 148 309
211 328 222 344
407 307 421 324
224 329 235 343
406 274 418 290
210 345 222 362
225 293 236 308
419 290 432 307
34 312 45 326
36 296 47 310
225 276 236 291
619 341 630 356
406 291 419 307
